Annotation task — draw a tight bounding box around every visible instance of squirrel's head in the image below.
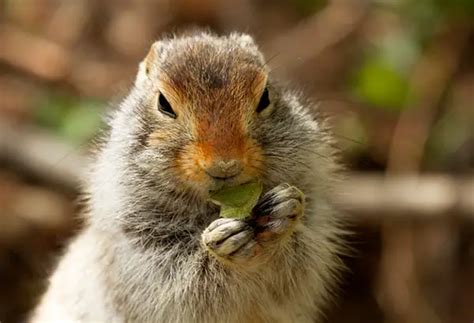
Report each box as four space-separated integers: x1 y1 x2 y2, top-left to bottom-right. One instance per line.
118 32 323 199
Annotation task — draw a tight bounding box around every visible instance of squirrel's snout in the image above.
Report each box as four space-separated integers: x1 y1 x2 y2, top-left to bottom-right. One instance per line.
205 159 243 180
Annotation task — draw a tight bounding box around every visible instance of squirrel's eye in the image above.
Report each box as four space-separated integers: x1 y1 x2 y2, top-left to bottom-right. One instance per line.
256 87 270 113
158 93 177 119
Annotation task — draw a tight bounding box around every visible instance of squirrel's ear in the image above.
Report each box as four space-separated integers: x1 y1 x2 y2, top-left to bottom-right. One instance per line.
136 41 163 86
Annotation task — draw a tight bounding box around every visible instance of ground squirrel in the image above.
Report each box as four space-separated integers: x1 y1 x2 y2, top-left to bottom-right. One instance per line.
32 31 345 323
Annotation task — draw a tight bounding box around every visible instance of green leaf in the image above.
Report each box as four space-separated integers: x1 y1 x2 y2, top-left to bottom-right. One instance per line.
352 58 410 110
35 93 104 144
209 181 263 219
60 100 103 144
294 0 328 16
35 94 72 131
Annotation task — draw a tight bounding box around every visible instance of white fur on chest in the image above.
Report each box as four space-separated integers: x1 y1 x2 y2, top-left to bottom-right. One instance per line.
31 231 122 323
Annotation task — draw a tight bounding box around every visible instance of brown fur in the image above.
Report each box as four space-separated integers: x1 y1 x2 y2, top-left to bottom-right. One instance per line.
31 31 346 323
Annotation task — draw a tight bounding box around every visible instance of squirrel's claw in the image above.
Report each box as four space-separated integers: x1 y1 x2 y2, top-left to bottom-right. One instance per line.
253 183 304 242
202 218 257 263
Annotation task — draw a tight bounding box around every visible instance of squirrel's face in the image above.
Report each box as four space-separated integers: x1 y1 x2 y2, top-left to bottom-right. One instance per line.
129 33 317 197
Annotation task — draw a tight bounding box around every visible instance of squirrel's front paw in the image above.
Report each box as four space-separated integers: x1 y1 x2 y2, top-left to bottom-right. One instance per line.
202 218 259 265
202 184 304 267
253 183 304 243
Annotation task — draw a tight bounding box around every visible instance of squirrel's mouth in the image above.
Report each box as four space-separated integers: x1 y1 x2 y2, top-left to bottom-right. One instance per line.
207 177 242 193
204 171 239 182
207 176 258 194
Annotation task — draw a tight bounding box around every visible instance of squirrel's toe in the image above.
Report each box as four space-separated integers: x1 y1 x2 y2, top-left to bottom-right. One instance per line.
253 183 304 242
202 218 254 257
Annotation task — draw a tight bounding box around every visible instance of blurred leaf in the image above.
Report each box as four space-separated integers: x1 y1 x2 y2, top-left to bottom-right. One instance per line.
60 100 103 144
35 93 104 144
397 0 473 44
352 58 410 110
293 0 328 16
36 95 73 130
434 0 474 18
399 0 442 42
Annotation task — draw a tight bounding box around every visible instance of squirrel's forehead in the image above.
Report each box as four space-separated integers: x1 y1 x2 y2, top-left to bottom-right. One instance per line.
163 37 264 62
166 63 262 86
161 60 266 97
156 39 267 99
160 39 264 74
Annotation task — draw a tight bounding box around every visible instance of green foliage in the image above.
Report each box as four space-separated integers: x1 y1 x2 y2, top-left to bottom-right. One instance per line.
35 93 104 144
352 57 411 110
399 0 474 42
293 0 329 16
434 0 474 18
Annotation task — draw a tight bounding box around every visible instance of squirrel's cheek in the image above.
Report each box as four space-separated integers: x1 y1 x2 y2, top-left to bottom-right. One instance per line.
147 129 168 145
242 141 265 179
174 145 210 186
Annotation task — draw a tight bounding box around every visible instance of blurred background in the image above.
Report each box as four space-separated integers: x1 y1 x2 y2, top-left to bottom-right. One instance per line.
0 0 473 322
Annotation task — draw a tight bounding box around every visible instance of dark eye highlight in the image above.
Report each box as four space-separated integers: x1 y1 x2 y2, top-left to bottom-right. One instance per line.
256 88 270 113
158 93 177 119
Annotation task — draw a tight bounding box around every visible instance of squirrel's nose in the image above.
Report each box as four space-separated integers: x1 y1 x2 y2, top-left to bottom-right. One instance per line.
205 159 243 180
